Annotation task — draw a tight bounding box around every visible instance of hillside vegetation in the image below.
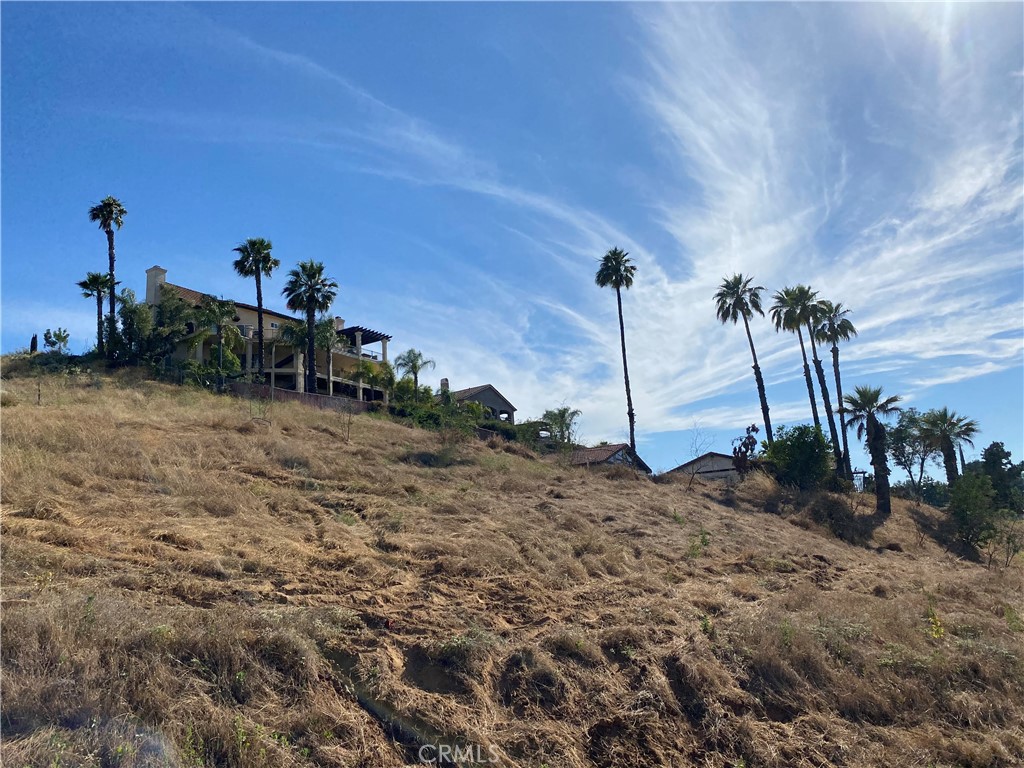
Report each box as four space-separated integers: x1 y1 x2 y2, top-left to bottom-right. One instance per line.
1 371 1022 768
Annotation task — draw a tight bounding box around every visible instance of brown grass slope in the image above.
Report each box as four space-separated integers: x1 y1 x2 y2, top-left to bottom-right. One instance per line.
1 372 1023 768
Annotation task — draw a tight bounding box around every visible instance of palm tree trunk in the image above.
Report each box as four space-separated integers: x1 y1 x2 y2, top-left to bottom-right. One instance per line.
808 329 842 473
743 316 772 446
796 328 820 430
306 308 318 394
106 228 116 358
95 293 105 356
941 437 959 486
868 416 891 516
831 344 852 479
959 445 968 474
255 272 265 382
616 286 636 453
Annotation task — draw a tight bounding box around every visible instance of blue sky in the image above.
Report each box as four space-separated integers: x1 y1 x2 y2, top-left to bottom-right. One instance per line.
2 2 1022 474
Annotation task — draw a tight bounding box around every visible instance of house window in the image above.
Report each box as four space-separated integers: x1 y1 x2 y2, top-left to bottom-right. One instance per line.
270 322 279 329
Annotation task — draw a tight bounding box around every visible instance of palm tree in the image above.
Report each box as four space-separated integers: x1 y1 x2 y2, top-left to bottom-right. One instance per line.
596 247 638 452
805 297 842 473
714 274 773 446
281 260 338 395
920 408 979 486
232 238 280 382
87 196 127 357
77 272 116 355
770 285 821 431
394 349 435 400
542 406 583 445
190 296 243 377
314 315 349 394
815 300 857 479
843 385 901 516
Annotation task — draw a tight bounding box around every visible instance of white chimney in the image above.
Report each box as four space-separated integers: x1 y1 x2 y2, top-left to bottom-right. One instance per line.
145 265 167 305
334 316 345 331
440 378 449 392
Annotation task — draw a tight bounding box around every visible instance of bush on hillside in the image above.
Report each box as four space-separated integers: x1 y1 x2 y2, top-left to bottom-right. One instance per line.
760 424 832 491
949 472 1011 548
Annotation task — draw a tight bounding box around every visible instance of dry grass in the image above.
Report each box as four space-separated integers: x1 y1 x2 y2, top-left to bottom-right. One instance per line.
2 369 1023 767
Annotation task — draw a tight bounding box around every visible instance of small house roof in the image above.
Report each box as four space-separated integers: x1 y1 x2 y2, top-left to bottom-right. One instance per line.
668 451 737 474
449 384 516 412
570 443 653 474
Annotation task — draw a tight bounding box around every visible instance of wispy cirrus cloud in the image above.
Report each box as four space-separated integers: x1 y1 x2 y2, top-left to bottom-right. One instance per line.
91 5 1021 452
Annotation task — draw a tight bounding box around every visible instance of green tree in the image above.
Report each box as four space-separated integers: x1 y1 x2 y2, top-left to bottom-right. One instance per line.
190 297 244 376
761 424 831 490
843 385 901 516
314 315 347 392
277 320 310 382
770 285 821 433
374 360 397 402
394 349 436 400
595 247 638 453
815 299 857 478
43 328 70 355
714 274 773 446
232 238 280 382
282 260 338 394
979 442 1024 514
115 288 154 363
88 196 127 358
949 472 1006 548
77 272 117 355
542 405 582 445
886 408 939 498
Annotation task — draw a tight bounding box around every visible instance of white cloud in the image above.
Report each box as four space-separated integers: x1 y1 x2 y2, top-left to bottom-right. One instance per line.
111 6 1022 448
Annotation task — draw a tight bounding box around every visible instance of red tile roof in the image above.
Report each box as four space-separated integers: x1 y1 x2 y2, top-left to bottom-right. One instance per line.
569 443 652 474
570 443 629 465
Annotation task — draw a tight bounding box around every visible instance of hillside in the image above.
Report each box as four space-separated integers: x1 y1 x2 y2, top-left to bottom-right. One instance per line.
1 371 1022 768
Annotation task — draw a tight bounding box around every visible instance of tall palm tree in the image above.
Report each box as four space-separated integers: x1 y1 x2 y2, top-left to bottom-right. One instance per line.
87 196 127 357
394 349 436 400
843 385 901 516
770 285 821 431
920 408 979 486
714 274 773 446
282 260 338 395
805 297 842 472
77 272 116 356
596 247 638 452
815 300 857 479
232 238 280 382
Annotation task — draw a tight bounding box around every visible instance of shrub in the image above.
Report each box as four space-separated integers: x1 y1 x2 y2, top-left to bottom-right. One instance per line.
761 424 832 491
949 473 1009 548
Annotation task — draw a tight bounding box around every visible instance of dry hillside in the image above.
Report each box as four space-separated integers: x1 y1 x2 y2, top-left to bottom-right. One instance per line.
1 371 1022 768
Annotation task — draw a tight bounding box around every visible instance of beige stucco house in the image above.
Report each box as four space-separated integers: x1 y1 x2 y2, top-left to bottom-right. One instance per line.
145 266 392 402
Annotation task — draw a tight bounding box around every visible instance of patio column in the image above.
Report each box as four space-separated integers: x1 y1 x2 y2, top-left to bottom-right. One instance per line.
295 351 305 393
355 330 364 401
381 337 388 364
